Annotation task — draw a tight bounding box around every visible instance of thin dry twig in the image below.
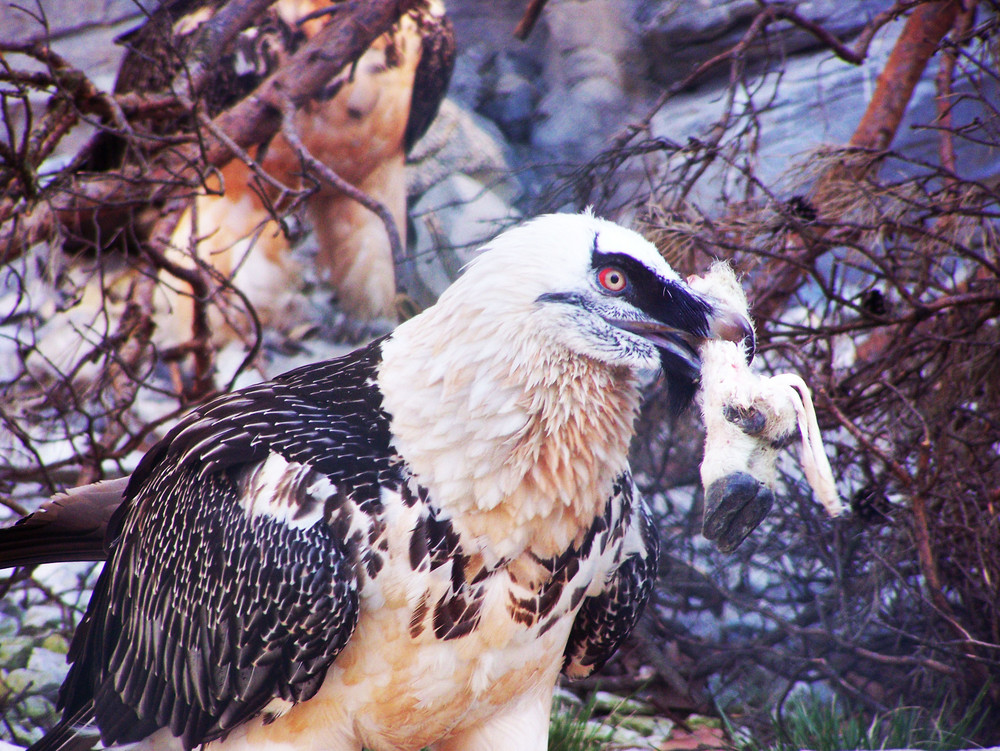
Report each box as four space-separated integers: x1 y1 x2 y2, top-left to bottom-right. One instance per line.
276 95 410 285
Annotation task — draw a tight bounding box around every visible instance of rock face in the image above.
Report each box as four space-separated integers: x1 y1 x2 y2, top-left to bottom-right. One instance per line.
452 0 997 194
636 0 889 85
434 0 1000 235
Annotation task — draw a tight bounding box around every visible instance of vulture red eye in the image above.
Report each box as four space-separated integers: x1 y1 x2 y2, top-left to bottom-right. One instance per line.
598 267 628 293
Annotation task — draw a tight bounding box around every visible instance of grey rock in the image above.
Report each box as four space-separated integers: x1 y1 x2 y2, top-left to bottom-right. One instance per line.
19 604 70 632
0 0 150 46
26 648 69 683
530 0 642 157
448 41 496 110
0 637 34 670
407 99 516 199
3 665 60 696
478 53 541 143
647 17 1000 209
636 0 889 87
0 606 21 638
18 694 57 724
409 173 519 307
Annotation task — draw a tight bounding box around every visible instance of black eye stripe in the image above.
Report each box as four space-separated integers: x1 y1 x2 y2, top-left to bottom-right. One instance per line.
591 250 712 336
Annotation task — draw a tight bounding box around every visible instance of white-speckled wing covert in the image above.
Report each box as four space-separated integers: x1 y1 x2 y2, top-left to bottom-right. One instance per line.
59 340 399 749
562 473 659 679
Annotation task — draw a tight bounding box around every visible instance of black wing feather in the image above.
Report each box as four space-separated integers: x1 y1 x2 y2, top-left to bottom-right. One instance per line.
0 478 126 568
403 8 455 152
562 480 659 678
49 339 399 751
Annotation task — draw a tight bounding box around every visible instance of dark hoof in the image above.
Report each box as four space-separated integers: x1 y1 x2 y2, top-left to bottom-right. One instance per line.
702 472 774 553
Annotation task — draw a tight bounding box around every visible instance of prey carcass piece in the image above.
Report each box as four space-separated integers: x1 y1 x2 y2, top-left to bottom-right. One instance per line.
690 263 843 553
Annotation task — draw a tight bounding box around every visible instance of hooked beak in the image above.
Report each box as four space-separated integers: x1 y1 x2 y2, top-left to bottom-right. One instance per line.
606 300 755 377
606 318 705 376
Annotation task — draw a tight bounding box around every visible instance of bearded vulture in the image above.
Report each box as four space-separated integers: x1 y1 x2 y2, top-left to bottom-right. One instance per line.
1 213 752 751
93 0 453 344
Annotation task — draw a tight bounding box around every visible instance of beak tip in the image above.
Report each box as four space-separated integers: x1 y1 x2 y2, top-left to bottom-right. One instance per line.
686 268 756 363
711 309 756 363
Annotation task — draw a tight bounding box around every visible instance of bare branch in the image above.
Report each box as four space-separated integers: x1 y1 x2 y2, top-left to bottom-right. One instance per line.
276 95 410 286
749 0 965 322
514 0 549 41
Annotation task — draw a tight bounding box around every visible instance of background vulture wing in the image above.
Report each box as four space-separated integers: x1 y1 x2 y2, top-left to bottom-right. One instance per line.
403 7 456 152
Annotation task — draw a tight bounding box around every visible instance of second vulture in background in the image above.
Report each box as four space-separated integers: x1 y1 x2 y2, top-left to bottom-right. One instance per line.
86 0 454 345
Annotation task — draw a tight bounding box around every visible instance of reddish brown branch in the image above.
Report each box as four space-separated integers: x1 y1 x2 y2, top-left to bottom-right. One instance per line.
182 0 282 95
850 0 930 64
934 2 977 178
749 0 965 322
910 489 951 610
514 0 549 40
199 0 418 164
850 0 964 152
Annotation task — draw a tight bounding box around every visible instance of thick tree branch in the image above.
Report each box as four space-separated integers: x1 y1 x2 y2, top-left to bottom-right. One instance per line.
194 0 419 166
849 0 964 152
182 0 282 96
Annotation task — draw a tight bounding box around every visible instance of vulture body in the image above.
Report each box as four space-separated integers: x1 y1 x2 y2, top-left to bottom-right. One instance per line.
3 213 752 751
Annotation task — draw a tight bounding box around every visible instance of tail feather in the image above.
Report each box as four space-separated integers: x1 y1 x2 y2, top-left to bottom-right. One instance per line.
0 478 126 569
25 702 100 751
